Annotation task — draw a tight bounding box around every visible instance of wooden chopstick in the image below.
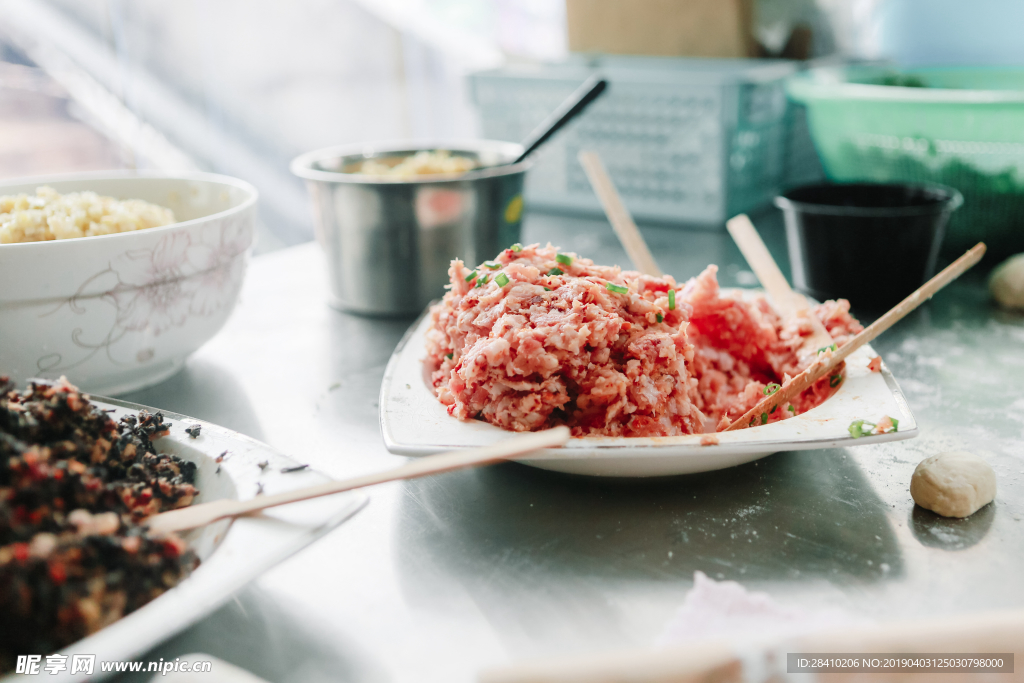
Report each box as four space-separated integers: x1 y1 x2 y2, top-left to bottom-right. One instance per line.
578 150 662 277
723 242 986 432
726 213 834 359
726 214 805 318
145 427 571 535
479 606 1024 683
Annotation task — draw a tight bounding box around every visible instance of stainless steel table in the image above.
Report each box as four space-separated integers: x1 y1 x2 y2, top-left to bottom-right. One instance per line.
117 210 1023 683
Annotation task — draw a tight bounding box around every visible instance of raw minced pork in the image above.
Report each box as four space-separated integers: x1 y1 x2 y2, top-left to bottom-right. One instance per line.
425 244 862 437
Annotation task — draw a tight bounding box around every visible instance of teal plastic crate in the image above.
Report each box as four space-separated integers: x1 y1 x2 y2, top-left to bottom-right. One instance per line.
468 56 798 226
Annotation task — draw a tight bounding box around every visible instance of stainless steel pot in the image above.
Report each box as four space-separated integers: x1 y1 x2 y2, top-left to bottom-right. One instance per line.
291 140 531 316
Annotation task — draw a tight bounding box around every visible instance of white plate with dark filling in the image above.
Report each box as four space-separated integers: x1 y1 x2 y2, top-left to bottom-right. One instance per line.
379 311 918 478
5 398 367 683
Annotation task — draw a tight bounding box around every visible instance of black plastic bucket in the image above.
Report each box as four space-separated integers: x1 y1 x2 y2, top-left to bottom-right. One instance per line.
775 182 963 312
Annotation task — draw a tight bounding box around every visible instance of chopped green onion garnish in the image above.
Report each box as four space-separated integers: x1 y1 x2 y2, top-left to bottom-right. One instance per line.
829 374 842 388
548 267 563 276
495 273 510 287
817 343 838 354
668 289 675 310
483 261 501 270
787 405 796 414
848 419 877 439
763 382 781 396
761 412 768 425
475 274 489 288
656 313 663 323
510 243 522 252
445 352 453 360
543 287 551 291
464 270 478 282
891 417 899 432
606 282 628 294
556 253 573 266
770 404 777 414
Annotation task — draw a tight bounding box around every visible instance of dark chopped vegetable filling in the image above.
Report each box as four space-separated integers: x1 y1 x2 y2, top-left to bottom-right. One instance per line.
0 376 199 672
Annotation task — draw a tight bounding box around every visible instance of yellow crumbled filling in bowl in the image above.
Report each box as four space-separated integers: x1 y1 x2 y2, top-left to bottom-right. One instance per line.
358 150 477 179
0 186 176 244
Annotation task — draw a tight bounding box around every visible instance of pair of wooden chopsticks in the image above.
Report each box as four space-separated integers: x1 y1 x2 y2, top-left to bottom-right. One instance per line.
578 150 985 433
580 151 833 357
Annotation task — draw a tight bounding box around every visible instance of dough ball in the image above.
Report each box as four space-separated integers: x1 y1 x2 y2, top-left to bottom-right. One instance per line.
910 451 996 518
989 253 1024 310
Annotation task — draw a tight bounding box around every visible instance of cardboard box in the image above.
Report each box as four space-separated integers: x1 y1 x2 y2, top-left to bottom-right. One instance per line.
566 0 757 59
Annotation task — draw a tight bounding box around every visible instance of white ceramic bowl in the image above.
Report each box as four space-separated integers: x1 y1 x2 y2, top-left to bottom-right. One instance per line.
0 171 257 395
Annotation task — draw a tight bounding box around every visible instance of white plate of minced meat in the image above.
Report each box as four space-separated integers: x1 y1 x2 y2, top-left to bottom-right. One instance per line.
379 244 917 477
0 378 366 682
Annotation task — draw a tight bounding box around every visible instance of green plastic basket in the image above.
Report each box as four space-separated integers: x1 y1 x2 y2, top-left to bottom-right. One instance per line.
787 65 1024 259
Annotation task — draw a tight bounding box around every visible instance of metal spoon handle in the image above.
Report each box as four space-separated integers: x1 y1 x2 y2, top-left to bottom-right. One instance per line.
514 75 607 164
